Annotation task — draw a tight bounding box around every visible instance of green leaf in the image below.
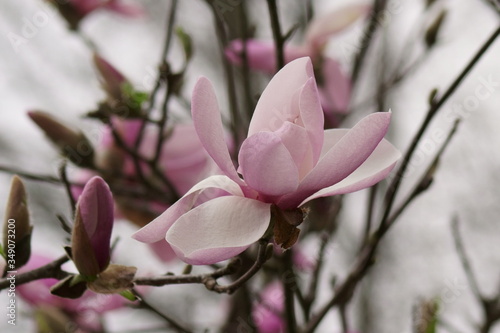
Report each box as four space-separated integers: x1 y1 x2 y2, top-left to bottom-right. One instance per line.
175 27 193 61
120 290 137 301
121 82 149 108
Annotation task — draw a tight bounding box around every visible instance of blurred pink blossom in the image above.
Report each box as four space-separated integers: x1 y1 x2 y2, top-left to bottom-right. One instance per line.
252 282 285 333
225 4 370 121
133 57 400 265
69 0 144 17
17 254 126 332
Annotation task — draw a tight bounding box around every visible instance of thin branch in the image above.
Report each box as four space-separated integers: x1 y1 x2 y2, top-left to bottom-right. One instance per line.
59 160 76 215
385 119 461 225
211 241 271 294
132 288 192 333
451 217 483 302
0 165 61 184
134 0 179 151
0 255 69 290
282 250 297 333
267 0 285 70
381 25 500 233
351 0 388 84
206 0 243 148
302 27 500 332
134 258 241 288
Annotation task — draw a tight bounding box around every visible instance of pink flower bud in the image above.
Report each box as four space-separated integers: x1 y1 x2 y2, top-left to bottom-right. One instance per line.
72 176 114 276
93 54 127 101
28 111 95 168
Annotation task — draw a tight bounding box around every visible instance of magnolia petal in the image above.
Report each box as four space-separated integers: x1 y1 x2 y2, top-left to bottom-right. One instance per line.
148 240 178 262
105 0 145 17
273 122 312 179
166 196 271 265
249 57 314 136
305 4 371 54
299 78 325 164
191 78 243 184
321 57 352 114
239 131 300 197
299 137 401 205
279 112 392 208
132 175 243 243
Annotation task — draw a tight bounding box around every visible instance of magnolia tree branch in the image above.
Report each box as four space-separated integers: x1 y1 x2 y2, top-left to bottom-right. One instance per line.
267 0 286 70
132 288 193 333
0 255 69 290
134 0 179 151
381 25 500 233
301 25 500 333
206 0 244 148
452 218 500 333
351 0 388 84
133 257 241 288
135 241 272 294
0 165 62 184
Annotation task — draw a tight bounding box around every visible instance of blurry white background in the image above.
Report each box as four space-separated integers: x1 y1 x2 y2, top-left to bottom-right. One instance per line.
0 0 499 332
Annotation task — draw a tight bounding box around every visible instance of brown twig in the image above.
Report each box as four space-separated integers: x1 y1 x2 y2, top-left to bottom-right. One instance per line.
132 288 192 333
351 0 388 85
302 25 500 333
0 255 69 290
134 257 241 288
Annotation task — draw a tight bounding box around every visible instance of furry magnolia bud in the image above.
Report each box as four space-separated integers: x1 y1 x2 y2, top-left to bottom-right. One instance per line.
3 176 32 270
28 111 95 168
93 54 127 101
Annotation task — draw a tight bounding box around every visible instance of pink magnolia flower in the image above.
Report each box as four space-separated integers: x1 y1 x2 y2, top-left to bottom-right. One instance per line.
69 0 144 17
252 282 285 333
225 4 370 118
133 57 400 265
17 255 125 332
72 176 114 276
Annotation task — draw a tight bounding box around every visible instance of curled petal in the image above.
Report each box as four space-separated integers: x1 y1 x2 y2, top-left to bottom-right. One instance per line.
299 78 325 165
132 175 243 243
191 78 243 185
279 112 392 208
248 57 314 135
239 132 299 197
299 136 401 205
166 196 271 265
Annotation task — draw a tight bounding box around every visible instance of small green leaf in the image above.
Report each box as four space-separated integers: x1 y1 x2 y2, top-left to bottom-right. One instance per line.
120 290 137 301
175 27 193 61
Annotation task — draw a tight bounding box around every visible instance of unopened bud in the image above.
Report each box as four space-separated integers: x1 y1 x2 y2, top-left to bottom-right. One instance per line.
28 111 95 168
93 54 127 101
425 10 447 48
3 176 32 269
71 177 114 277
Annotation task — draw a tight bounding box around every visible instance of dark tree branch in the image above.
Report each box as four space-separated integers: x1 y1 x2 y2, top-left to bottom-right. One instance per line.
267 0 285 70
0 255 69 290
351 0 388 84
132 288 192 333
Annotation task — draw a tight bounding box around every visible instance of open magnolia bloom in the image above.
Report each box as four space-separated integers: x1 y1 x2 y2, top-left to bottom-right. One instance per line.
133 57 401 265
